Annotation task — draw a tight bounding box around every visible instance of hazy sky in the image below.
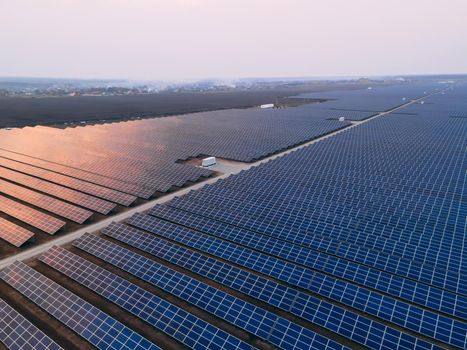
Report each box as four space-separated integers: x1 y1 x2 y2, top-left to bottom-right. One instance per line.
1 0 466 80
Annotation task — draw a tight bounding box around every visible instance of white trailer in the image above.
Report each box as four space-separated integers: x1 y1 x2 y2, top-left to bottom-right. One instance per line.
201 157 217 167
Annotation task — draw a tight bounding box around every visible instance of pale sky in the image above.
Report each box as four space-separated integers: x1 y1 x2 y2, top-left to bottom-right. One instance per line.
1 0 466 81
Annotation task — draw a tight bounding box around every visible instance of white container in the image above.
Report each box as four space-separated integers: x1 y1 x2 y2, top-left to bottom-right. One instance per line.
260 104 274 109
338 117 345 122
201 157 217 167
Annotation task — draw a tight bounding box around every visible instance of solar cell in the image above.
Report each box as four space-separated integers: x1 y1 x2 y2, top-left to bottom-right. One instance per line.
0 217 34 247
74 233 445 350
0 261 160 350
0 298 62 350
0 178 93 223
0 194 65 234
0 166 116 214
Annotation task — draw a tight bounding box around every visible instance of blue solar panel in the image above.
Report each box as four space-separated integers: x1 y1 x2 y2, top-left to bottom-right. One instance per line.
172 181 460 271
78 232 445 350
39 246 254 350
123 214 467 349
0 298 62 350
147 204 466 320
293 84 437 112
166 193 463 295
0 261 160 350
71 235 347 350
0 98 355 200
179 118 464 274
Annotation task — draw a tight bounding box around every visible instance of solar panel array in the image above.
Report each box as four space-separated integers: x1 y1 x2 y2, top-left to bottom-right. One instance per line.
293 84 437 119
67 237 345 350
0 178 93 224
0 82 464 350
0 194 65 235
0 217 34 247
0 261 161 350
0 156 137 206
39 246 255 350
93 225 448 349
130 85 462 348
0 298 62 350
0 166 116 214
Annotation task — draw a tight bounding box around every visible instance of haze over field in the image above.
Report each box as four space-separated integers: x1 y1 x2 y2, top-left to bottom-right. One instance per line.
1 0 466 81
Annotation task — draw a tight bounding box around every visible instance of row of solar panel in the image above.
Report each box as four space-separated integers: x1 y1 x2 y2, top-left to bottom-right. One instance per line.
77 232 437 350
4 185 458 349
0 83 441 250
39 217 452 350
73 232 447 350
117 87 464 348
292 83 439 113
0 152 135 247
0 162 119 246
0 105 355 198
0 104 352 247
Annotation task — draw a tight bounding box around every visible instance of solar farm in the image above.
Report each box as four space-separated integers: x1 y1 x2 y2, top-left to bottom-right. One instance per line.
0 81 465 349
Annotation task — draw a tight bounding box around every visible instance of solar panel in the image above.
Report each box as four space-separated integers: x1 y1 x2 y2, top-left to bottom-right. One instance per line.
0 178 92 224
0 150 153 198
0 298 62 350
0 166 116 214
0 194 65 234
0 156 137 206
40 246 256 350
0 217 34 247
173 115 464 276
68 237 349 350
74 233 443 350
0 261 160 350
147 205 466 320
165 194 463 295
293 84 434 112
180 183 455 271
121 217 467 348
